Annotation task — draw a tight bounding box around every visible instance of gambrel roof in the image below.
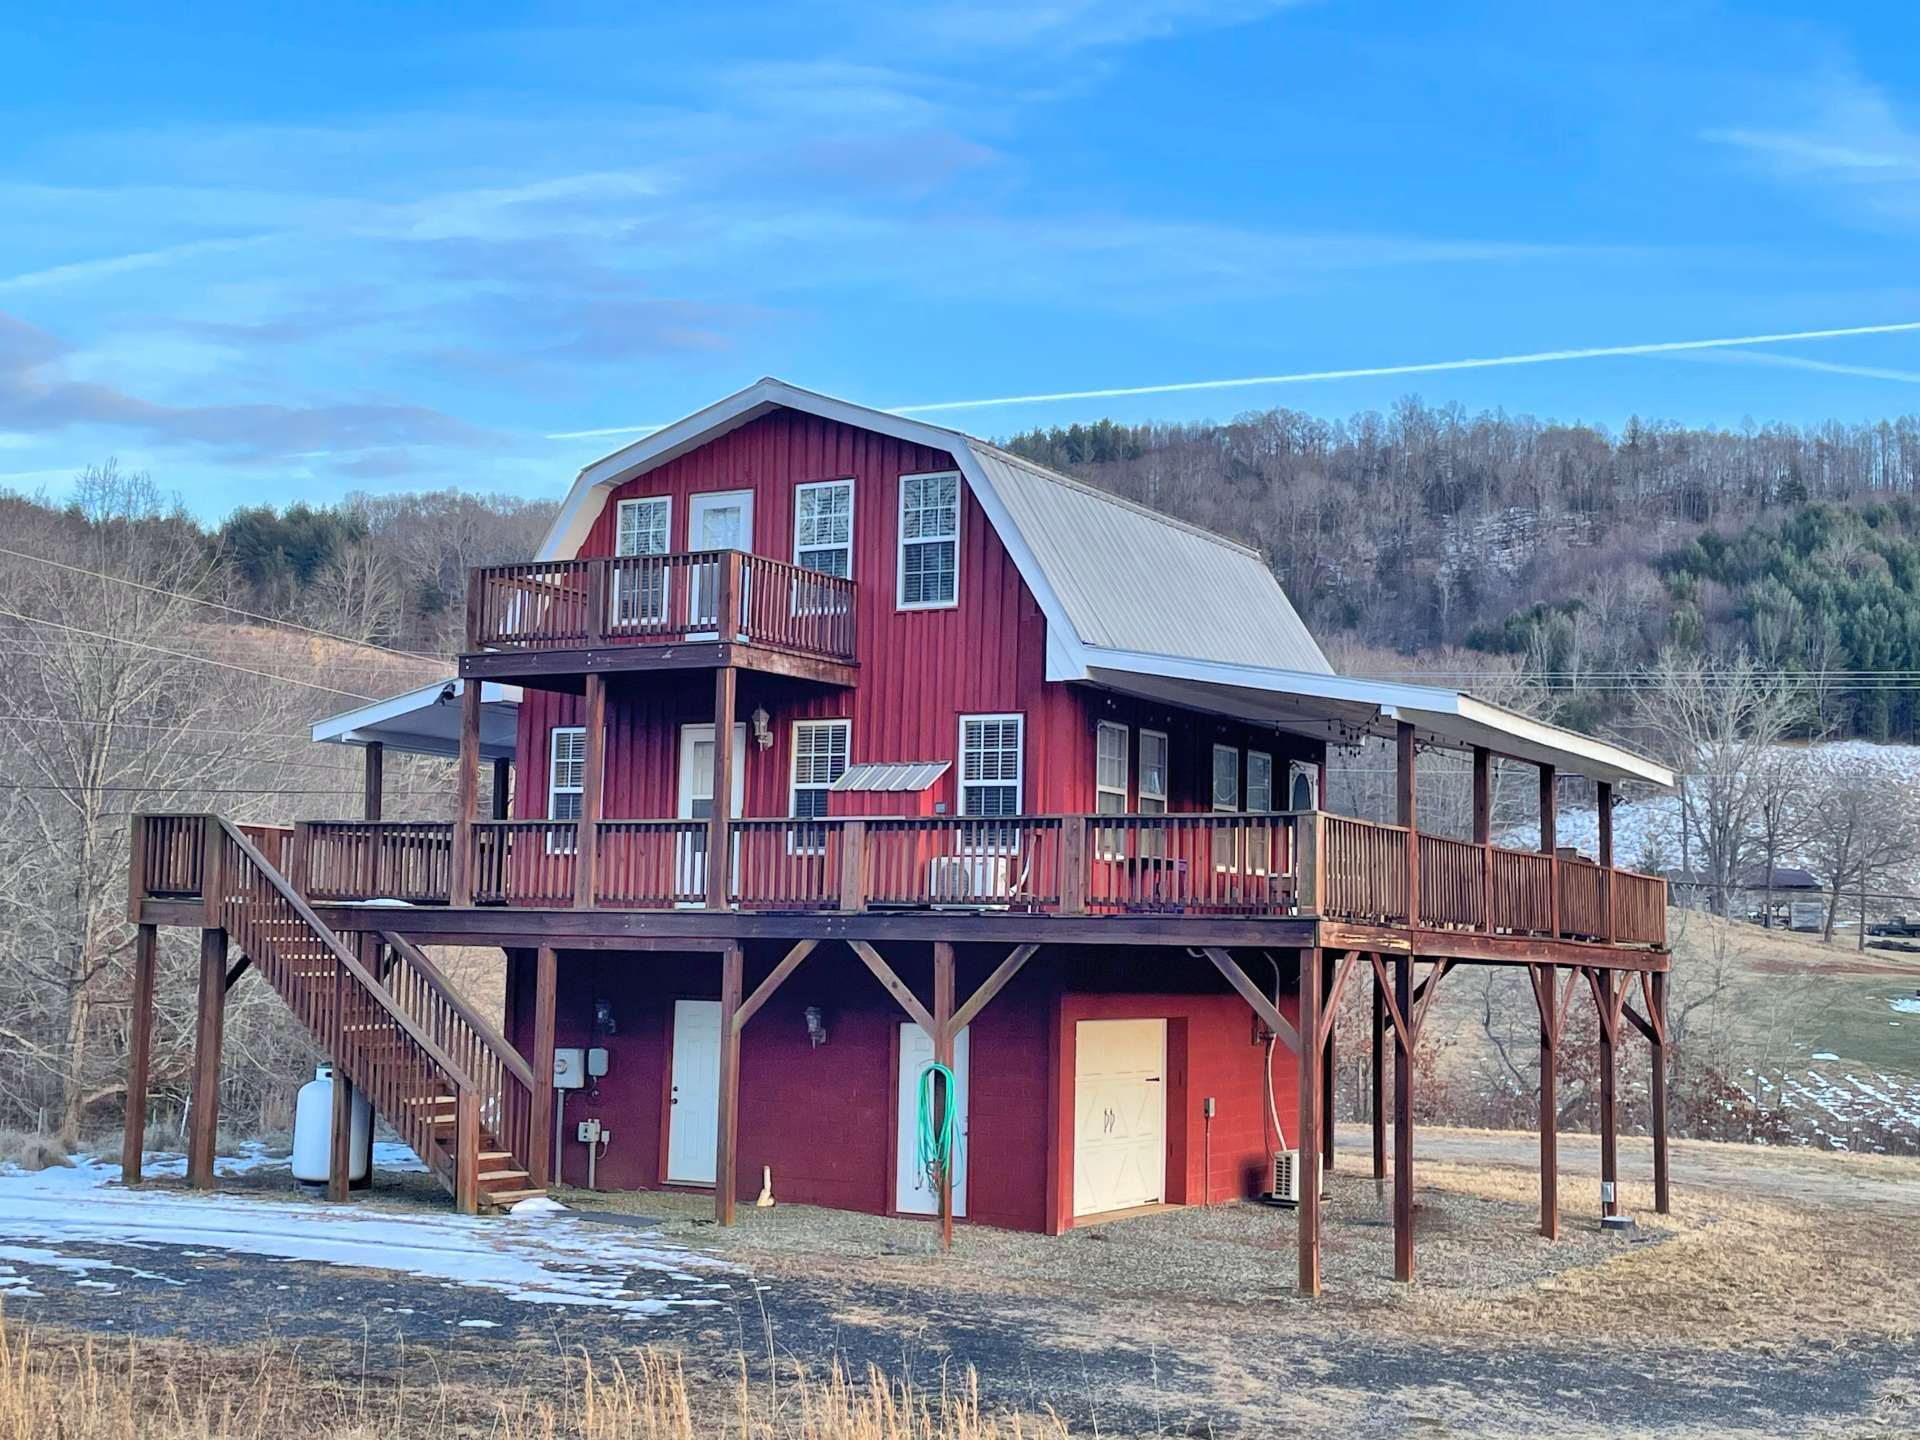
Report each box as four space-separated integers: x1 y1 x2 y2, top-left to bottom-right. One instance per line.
539 379 1672 789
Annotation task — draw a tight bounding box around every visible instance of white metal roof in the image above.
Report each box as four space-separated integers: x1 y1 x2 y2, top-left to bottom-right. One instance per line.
311 678 522 761
830 761 951 793
537 378 1671 790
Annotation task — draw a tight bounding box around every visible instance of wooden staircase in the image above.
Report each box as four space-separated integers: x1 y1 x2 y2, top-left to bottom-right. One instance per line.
209 821 544 1212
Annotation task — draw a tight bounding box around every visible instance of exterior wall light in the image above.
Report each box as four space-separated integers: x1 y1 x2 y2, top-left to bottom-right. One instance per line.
804 1006 827 1048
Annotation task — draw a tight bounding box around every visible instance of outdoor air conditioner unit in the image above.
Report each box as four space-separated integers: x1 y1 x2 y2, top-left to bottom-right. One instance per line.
1270 1149 1300 1206
928 854 1011 905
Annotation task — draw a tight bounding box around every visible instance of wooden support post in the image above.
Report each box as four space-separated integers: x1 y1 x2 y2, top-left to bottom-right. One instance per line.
454 1091 480 1215
1472 746 1493 932
127 813 149 921
121 923 158 1184
1597 969 1620 1219
933 942 956 1251
362 740 384 822
715 944 743 1224
1396 722 1418 927
451 681 481 906
328 1064 354 1202
1651 970 1671 1216
1597 780 1616 944
1540 764 1559 939
1059 817 1088 915
1537 963 1559 1239
1371 966 1386 1187
186 927 228 1189
491 756 512 820
837 819 868 912
1297 948 1322 1297
706 666 736 911
1321 949 1336 1172
529 946 557 1190
574 673 607 909
1393 954 1414 1282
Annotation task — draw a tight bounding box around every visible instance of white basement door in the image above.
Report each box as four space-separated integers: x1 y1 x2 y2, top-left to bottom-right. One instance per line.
894 1022 971 1217
1073 1018 1167 1217
666 999 721 1184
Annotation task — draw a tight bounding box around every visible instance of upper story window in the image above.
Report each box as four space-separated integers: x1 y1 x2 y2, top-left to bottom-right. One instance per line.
614 496 672 625
899 471 961 610
1211 743 1241 871
1138 731 1169 815
547 726 587 853
1095 721 1129 860
795 479 854 578
959 714 1022 817
789 718 850 851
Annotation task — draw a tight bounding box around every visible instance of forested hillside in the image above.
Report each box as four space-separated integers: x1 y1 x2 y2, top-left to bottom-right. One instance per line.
1006 403 1920 739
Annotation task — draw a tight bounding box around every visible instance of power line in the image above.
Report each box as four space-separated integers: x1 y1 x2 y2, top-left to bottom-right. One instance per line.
0 608 384 701
0 544 451 667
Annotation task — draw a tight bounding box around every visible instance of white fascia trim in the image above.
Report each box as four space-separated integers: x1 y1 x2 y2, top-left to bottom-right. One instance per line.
310 679 523 746
1076 646 1458 712
1424 694 1675 789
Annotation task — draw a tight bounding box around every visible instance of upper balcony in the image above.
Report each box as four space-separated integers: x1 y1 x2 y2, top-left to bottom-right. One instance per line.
460 550 858 687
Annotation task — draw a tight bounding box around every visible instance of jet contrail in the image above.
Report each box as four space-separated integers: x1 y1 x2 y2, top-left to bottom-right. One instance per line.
541 319 1920 440
889 320 1920 414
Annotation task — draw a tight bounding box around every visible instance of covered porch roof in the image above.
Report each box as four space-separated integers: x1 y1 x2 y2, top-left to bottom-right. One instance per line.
311 678 522 762
1078 648 1674 790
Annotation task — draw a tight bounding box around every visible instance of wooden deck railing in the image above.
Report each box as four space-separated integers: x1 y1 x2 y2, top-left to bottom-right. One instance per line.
466 551 856 662
141 810 1667 947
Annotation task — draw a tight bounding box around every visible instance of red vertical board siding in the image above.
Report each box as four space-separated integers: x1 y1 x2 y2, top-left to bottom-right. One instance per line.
503 942 1298 1232
515 406 1326 820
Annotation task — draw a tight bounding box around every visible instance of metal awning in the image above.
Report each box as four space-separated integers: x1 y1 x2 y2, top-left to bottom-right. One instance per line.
830 761 951 793
311 678 522 762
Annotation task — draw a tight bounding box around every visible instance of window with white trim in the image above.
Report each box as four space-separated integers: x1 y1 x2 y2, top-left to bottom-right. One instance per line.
898 471 960 609
959 714 1022 817
1095 721 1129 859
614 496 672 625
1247 751 1273 813
1138 728 1169 858
547 726 586 853
794 479 854 578
1212 744 1241 871
789 719 850 851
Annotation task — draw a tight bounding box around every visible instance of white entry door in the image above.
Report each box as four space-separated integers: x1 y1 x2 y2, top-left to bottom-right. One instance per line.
666 999 721 1184
1073 1018 1166 1217
895 1023 971 1217
676 722 747 903
689 489 754 633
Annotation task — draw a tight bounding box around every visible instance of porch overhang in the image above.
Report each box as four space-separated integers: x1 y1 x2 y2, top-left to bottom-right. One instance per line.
311 678 522 762
1077 648 1673 790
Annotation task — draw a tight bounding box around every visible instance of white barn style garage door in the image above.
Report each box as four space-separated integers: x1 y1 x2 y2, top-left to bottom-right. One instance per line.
1072 1018 1166 1217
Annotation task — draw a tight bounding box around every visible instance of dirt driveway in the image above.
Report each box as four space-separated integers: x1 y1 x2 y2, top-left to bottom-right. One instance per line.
1 1132 1916 1437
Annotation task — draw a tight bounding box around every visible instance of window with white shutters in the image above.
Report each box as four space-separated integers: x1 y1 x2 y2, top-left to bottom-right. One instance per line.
898 471 960 609
789 719 850 851
547 726 586 853
959 714 1023 817
614 496 672 625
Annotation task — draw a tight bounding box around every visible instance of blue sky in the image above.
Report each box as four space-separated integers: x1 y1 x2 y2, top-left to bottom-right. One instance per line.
4 1 1920 517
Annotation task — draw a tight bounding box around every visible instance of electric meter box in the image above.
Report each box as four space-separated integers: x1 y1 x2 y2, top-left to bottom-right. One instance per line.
587 1047 609 1078
553 1047 588 1090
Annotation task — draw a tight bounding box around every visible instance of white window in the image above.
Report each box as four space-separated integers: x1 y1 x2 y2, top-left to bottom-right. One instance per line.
1095 721 1129 859
794 479 854 578
789 719 850 850
614 496 672 625
1138 728 1169 858
548 726 586 853
1247 751 1273 813
1289 760 1320 812
1211 744 1240 871
959 714 1023 817
898 471 960 610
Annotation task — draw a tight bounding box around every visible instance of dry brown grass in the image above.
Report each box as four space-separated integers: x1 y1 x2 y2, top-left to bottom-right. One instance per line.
0 1310 1064 1440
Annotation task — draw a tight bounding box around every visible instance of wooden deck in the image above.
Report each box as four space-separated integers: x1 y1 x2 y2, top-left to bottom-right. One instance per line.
134 809 1667 954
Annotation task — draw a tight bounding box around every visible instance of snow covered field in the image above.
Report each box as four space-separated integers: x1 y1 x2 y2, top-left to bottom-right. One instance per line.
1745 1060 1920 1152
0 1144 734 1317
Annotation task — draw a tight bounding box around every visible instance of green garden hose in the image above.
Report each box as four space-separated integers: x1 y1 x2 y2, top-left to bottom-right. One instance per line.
914 1061 959 1186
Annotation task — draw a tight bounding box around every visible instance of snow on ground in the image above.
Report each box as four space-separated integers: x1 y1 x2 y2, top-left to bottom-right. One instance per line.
1745 1059 1920 1151
0 1145 734 1316
1893 997 1920 1016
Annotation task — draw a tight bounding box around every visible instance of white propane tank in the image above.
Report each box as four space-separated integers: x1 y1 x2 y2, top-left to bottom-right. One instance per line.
291 1064 372 1184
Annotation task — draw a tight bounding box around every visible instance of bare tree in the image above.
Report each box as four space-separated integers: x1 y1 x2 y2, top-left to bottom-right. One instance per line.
1793 752 1920 944
1750 749 1811 928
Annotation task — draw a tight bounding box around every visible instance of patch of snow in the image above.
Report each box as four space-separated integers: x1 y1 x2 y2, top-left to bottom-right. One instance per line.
1892 997 1920 1016
0 1146 733 1318
1811 1052 1840 1061
456 1318 498 1328
509 1196 569 1216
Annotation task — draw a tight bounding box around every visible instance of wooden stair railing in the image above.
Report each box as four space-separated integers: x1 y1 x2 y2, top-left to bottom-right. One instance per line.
208 820 542 1213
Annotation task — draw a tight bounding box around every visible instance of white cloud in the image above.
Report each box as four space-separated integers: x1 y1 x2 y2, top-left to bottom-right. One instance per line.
1704 72 1920 222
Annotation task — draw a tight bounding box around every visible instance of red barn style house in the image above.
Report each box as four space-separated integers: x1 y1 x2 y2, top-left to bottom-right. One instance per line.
125 379 1675 1294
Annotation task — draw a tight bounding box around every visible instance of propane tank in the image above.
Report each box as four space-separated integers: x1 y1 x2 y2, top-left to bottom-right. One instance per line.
291 1063 372 1184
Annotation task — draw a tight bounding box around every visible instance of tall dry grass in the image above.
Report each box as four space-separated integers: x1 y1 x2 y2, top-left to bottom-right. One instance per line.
0 1310 1064 1440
